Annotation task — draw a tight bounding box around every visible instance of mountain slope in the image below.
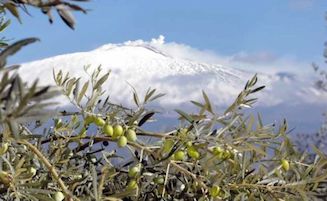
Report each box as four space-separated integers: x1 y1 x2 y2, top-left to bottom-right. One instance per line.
17 36 327 132
18 37 256 107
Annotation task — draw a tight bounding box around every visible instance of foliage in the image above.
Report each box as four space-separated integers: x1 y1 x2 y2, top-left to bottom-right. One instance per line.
0 56 326 200
0 3 326 201
1 0 88 29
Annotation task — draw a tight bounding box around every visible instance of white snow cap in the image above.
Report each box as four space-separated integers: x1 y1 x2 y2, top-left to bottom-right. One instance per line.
17 35 326 110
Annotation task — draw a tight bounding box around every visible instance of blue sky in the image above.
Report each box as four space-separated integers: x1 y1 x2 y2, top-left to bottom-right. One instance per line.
4 0 327 65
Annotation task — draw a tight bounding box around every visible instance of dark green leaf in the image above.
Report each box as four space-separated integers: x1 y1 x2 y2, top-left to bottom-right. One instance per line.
0 38 39 68
175 109 194 123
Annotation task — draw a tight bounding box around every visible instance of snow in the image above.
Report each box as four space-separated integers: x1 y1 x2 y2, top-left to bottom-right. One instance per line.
18 36 254 107
16 36 327 132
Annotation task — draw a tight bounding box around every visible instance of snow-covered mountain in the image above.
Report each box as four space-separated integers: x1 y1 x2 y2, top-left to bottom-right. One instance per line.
17 36 327 132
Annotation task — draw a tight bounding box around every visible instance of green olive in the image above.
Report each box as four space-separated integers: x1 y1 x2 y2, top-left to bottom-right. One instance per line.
128 166 140 178
118 136 127 147
54 191 65 201
127 180 138 190
126 129 137 142
29 167 37 176
187 147 200 160
213 146 223 155
281 159 290 171
84 115 95 125
173 150 185 161
103 124 114 137
153 176 165 184
113 125 124 139
162 139 174 153
94 117 106 127
209 185 221 197
185 141 193 148
188 150 200 160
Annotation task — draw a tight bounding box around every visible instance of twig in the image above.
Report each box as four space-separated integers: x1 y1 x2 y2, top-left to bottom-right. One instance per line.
162 163 170 198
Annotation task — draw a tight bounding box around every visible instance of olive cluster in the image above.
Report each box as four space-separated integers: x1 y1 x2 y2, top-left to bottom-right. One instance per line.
85 116 137 148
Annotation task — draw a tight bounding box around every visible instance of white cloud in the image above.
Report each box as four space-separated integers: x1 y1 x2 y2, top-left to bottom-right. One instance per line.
149 36 314 76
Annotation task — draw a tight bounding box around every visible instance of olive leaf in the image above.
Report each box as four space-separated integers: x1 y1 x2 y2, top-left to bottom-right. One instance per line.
0 37 39 68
